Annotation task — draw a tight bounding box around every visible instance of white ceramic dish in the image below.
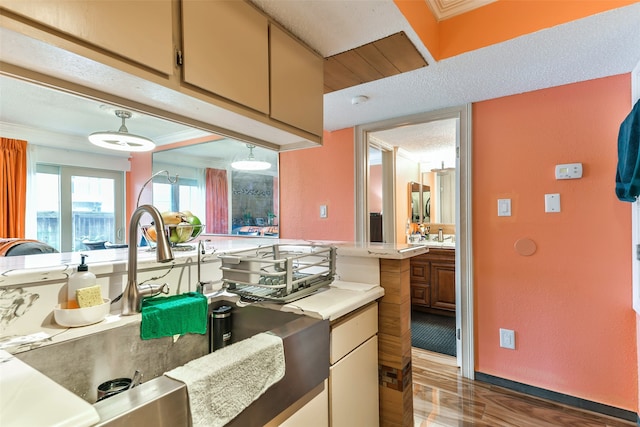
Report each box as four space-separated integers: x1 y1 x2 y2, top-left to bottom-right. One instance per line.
53 298 111 327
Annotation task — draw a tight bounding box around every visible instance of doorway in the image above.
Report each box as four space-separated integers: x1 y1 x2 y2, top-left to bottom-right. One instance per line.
354 105 473 379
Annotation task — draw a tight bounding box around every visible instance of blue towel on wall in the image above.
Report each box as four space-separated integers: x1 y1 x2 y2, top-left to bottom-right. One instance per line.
616 99 640 202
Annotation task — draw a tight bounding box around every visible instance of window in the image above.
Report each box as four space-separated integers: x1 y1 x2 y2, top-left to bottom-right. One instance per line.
34 165 125 252
152 177 201 214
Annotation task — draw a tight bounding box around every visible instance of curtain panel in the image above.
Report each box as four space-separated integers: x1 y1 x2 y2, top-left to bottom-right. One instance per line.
205 168 228 234
1 138 28 238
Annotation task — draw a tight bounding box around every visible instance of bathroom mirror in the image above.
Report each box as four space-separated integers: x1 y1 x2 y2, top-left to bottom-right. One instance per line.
152 139 279 237
409 182 430 223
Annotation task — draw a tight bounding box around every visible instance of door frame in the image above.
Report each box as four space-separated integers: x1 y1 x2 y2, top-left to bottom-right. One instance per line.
354 104 474 379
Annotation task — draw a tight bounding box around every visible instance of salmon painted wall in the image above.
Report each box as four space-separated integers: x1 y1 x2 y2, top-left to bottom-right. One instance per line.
279 128 355 241
473 74 637 410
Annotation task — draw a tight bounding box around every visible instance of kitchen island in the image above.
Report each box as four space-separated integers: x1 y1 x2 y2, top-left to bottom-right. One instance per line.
0 237 427 426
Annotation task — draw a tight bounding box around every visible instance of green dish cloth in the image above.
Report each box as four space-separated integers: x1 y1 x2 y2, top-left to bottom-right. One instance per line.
141 292 208 340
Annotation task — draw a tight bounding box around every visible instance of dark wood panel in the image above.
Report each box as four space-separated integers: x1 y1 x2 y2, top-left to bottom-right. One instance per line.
323 57 361 92
334 49 385 83
356 42 401 77
323 31 427 93
374 32 427 73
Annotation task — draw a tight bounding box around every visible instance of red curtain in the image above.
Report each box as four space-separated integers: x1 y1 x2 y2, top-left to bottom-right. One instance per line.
205 168 228 234
1 138 27 238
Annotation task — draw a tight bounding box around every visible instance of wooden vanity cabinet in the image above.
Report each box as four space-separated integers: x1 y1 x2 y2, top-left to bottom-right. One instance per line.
410 249 456 314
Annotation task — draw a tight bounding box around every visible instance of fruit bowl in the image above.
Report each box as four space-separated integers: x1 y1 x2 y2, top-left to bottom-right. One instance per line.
142 223 205 246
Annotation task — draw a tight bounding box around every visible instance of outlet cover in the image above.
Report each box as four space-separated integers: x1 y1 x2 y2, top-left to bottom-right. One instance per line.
320 205 328 218
499 328 515 349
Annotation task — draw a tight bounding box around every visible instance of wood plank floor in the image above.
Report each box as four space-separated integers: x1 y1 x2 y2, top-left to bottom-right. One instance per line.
412 347 635 427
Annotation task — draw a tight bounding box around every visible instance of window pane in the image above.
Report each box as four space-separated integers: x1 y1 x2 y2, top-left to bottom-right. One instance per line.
36 170 60 251
178 183 202 217
71 175 115 251
152 182 172 213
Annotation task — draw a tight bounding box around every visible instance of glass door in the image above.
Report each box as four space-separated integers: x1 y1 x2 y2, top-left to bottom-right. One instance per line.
36 165 124 252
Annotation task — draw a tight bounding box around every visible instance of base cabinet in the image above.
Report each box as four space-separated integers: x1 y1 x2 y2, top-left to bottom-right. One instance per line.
330 336 379 426
268 380 329 427
410 248 455 314
329 303 379 427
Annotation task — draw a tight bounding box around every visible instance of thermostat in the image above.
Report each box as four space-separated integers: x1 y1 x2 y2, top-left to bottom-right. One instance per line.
555 163 582 180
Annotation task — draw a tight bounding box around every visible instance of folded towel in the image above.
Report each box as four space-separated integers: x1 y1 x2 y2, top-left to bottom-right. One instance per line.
140 292 208 340
165 332 285 427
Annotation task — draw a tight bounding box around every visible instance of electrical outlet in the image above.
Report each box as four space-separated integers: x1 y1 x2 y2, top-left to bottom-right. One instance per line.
499 328 515 349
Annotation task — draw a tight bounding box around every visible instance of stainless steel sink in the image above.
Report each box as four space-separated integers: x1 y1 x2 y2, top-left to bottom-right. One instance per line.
15 299 329 426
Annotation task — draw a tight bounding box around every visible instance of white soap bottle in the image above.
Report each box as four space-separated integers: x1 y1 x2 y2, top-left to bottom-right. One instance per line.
68 254 96 308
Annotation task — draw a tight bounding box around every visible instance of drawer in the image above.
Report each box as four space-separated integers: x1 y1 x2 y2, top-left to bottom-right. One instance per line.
410 261 430 283
330 304 378 364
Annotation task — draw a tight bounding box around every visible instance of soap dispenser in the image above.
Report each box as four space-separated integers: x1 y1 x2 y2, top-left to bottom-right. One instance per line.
68 254 96 308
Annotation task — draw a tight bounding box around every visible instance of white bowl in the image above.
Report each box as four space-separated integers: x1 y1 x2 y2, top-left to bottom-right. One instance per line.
53 298 111 327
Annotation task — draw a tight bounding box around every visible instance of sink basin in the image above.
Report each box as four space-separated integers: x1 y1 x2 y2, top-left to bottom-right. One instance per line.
15 298 329 426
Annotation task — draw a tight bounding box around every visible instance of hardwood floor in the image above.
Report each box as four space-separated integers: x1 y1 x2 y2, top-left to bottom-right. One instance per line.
412 347 635 427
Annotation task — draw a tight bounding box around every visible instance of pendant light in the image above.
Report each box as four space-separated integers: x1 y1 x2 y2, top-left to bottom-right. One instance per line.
231 144 271 171
89 110 156 152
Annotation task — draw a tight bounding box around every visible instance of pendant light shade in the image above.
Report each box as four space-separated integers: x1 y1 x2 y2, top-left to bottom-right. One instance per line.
89 110 155 152
231 144 271 171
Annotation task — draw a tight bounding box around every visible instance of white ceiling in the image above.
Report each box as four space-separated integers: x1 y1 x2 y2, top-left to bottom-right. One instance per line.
1 1 639 163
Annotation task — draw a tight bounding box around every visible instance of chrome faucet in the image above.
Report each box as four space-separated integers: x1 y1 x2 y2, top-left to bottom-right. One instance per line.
122 204 174 316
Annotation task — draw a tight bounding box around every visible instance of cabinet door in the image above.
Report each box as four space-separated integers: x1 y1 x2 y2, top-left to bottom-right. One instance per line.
410 261 430 284
329 336 379 427
276 381 328 427
0 0 174 75
431 261 456 311
411 284 430 307
270 25 324 136
181 0 269 114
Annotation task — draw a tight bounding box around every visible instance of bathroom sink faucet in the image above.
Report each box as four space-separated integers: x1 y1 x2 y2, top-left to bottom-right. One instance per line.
122 205 174 316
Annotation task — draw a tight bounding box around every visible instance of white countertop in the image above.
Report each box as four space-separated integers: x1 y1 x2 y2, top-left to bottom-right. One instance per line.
231 280 384 321
0 237 427 288
0 350 100 427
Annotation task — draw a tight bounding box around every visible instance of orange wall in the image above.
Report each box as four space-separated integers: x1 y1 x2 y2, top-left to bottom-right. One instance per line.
279 128 355 241
394 0 636 60
473 74 636 410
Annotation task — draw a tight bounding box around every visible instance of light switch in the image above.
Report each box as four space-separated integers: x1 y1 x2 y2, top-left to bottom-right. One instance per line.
497 199 511 217
544 194 560 213
320 205 327 218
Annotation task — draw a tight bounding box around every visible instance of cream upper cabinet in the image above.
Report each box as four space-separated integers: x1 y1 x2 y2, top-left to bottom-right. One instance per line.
0 0 174 75
270 25 324 137
181 0 269 114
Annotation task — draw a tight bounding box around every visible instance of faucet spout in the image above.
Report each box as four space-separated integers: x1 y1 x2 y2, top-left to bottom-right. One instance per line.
122 204 174 316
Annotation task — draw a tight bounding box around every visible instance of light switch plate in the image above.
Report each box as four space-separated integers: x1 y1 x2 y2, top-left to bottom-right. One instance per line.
497 199 511 217
545 193 561 212
320 205 327 218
